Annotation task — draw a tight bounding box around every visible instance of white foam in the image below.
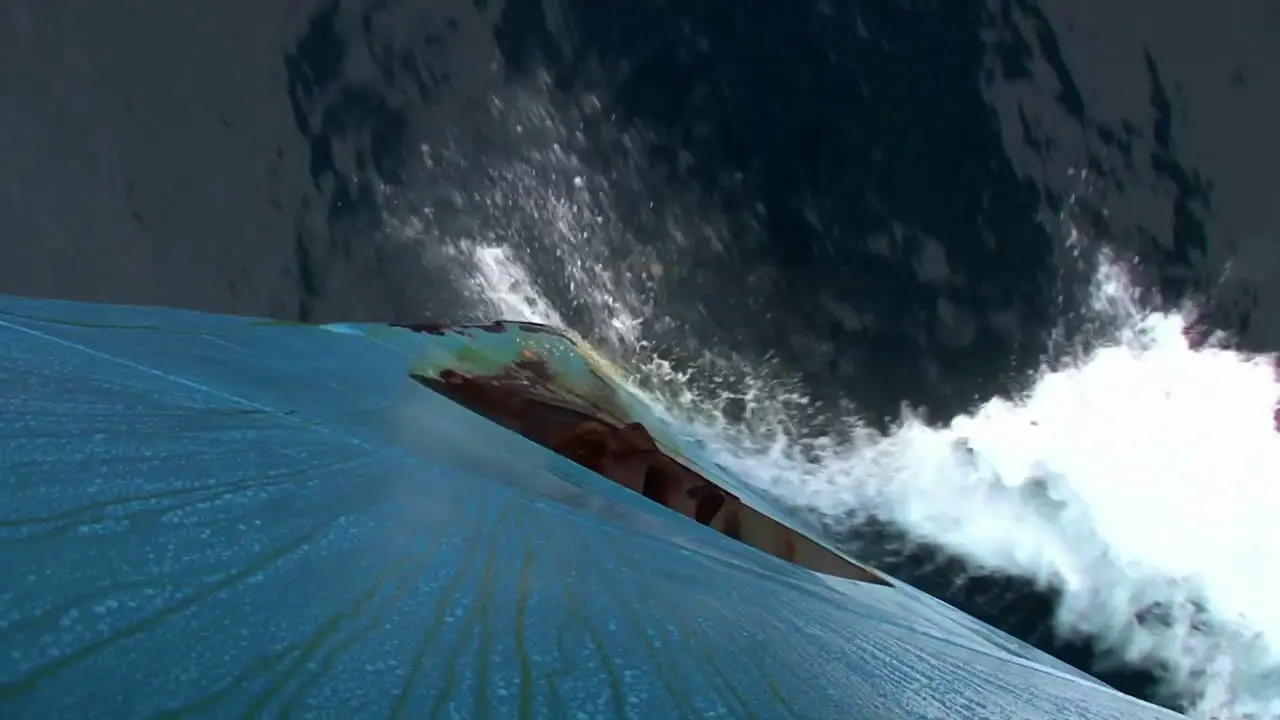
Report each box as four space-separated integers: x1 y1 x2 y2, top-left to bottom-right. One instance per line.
391 89 1280 718
470 245 567 329
712 258 1280 718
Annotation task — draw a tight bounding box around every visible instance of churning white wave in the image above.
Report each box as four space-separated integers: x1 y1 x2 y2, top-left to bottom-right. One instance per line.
388 84 1280 719
698 255 1280 719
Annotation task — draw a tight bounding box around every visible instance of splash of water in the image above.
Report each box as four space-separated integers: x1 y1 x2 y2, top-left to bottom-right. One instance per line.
388 86 1280 719
703 253 1280 718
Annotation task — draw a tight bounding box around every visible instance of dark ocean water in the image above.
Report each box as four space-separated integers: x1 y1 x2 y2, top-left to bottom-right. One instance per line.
4 0 1278 711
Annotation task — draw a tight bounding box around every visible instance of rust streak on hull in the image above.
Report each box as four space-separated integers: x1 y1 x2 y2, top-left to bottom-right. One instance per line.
409 337 891 587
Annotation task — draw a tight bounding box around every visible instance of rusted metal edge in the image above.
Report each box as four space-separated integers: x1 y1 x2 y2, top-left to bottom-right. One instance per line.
394 320 568 338
397 321 892 587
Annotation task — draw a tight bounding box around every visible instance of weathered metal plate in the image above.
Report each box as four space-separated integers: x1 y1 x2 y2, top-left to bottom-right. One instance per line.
389 320 892 587
0 294 1178 718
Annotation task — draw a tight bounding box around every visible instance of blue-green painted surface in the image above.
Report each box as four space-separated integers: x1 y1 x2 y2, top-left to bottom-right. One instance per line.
0 294 1178 718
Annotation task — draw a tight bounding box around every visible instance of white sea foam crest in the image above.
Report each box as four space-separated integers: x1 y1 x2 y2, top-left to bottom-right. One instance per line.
390 86 1280 718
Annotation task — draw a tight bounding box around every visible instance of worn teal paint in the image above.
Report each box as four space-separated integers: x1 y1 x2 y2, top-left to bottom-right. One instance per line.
380 319 885 573
0 294 1178 718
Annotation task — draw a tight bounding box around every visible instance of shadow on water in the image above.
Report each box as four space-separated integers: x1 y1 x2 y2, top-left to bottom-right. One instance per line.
4 0 1278 711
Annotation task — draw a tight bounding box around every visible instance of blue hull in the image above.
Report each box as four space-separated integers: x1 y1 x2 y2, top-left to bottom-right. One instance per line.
0 295 1178 718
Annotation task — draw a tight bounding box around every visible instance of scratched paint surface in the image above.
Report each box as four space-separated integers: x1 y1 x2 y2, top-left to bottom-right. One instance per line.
0 294 1178 718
